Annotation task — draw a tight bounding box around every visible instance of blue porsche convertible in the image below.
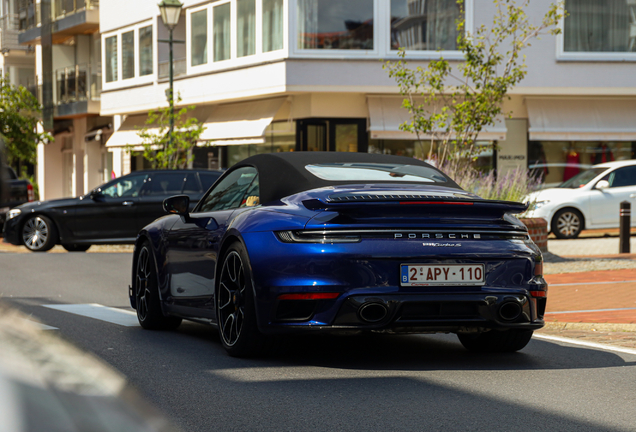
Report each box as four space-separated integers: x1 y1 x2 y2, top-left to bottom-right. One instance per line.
130 152 546 357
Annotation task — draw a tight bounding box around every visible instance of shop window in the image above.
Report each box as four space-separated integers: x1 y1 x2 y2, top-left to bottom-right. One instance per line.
105 35 118 82
191 9 208 66
214 3 232 62
390 0 462 51
564 0 636 52
263 0 284 52
139 26 153 76
122 30 135 80
238 0 256 57
297 0 374 50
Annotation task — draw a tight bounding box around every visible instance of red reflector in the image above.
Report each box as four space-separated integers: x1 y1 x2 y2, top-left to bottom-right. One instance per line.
27 184 34 202
399 201 474 205
278 293 340 300
534 262 543 276
530 291 547 298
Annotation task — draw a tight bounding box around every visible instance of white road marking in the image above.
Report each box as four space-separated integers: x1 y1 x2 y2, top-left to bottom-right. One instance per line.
534 333 636 356
43 304 140 327
549 280 636 287
18 317 58 330
546 307 636 314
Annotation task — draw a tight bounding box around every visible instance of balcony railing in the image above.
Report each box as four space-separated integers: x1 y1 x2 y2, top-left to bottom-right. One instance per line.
158 58 187 80
18 0 40 31
52 0 99 20
55 63 101 105
18 0 99 31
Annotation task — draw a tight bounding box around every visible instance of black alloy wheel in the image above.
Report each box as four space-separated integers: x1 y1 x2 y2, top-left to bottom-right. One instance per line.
62 243 91 252
22 215 57 252
457 329 534 353
135 242 182 330
217 243 264 357
552 208 584 239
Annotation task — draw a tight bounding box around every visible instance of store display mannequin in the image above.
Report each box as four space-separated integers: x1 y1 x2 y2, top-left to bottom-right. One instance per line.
592 142 614 165
563 142 580 181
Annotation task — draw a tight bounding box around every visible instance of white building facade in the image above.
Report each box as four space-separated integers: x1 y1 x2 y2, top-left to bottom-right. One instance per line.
91 0 636 190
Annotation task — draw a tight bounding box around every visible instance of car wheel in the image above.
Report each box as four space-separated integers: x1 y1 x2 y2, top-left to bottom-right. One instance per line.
457 329 534 353
552 208 583 239
135 242 182 330
62 243 91 252
216 242 264 357
22 215 57 252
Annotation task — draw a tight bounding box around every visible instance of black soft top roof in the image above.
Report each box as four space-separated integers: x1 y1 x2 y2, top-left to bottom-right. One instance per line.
231 152 461 204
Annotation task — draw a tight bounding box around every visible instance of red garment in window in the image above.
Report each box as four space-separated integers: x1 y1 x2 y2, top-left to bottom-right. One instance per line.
563 151 580 181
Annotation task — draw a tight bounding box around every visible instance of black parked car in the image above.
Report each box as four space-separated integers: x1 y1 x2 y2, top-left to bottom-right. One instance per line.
3 169 223 252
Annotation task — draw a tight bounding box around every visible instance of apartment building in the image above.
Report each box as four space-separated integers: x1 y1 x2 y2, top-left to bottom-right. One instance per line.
1 1 35 93
25 0 636 197
18 0 112 200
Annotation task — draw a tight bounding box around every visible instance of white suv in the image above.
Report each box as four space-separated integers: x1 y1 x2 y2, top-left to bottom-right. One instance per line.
524 160 636 239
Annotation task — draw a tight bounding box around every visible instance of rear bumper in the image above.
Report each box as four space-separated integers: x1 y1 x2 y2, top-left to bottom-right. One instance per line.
260 291 546 335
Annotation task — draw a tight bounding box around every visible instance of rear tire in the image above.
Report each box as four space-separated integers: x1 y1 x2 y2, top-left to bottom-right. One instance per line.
62 243 91 252
134 242 182 330
458 329 534 353
216 242 264 357
22 215 57 252
552 208 583 239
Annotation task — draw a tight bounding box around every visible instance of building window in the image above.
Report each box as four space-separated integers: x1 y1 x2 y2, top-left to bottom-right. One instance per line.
191 9 208 66
390 0 462 51
297 0 374 50
214 3 232 61
122 30 135 79
105 35 118 82
238 0 256 57
263 0 283 52
139 25 153 76
564 0 636 52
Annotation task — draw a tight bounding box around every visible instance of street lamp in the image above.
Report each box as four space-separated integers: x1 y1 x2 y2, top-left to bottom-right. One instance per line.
158 0 183 150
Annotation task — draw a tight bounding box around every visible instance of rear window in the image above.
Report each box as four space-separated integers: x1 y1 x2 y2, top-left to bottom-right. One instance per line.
305 163 448 183
4 166 17 180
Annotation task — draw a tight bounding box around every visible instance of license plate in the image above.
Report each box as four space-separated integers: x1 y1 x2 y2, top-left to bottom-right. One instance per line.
400 264 485 286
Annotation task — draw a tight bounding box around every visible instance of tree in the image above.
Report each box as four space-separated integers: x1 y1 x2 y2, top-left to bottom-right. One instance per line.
135 96 206 169
383 0 564 165
0 76 51 168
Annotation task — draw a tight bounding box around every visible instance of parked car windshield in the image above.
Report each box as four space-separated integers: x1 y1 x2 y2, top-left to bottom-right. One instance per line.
305 163 448 183
557 168 607 189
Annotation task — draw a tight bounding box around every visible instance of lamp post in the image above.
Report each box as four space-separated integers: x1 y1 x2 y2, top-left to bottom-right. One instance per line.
158 0 183 150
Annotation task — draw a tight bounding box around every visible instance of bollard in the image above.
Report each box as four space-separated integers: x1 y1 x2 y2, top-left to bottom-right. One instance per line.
620 201 631 254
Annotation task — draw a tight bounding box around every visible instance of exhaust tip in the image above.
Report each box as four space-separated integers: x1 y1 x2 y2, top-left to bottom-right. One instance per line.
499 301 522 321
358 302 388 323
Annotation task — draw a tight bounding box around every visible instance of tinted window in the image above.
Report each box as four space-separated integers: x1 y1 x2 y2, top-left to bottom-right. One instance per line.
199 172 221 191
100 174 149 198
198 167 257 212
240 174 260 207
183 173 201 194
142 173 185 196
608 166 636 188
305 163 448 183
4 166 17 180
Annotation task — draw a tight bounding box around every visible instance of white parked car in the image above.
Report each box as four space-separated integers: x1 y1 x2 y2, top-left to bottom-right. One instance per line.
524 160 636 239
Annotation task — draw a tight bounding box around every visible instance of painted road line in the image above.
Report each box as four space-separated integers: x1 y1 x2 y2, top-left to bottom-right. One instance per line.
18 317 58 330
43 304 139 327
534 334 636 356
545 307 636 314
549 280 636 287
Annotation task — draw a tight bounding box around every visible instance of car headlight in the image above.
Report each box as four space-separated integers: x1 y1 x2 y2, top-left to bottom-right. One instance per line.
527 200 550 211
7 209 21 220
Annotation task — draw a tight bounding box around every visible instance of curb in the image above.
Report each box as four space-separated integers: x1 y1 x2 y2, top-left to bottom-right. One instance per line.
543 321 636 332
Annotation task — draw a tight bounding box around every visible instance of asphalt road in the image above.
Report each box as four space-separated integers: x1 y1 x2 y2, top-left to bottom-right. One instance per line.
1 252 636 432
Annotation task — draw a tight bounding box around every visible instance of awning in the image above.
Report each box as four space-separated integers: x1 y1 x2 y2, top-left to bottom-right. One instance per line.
527 97 636 141
367 96 507 141
199 97 287 144
105 114 158 148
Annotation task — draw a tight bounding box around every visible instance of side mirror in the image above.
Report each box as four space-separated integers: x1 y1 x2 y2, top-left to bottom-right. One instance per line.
596 180 610 190
89 190 103 200
163 195 190 215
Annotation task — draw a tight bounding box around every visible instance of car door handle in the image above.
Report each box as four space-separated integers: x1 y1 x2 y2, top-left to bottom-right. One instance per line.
122 201 135 206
